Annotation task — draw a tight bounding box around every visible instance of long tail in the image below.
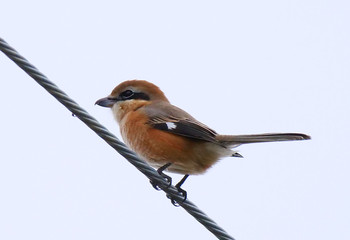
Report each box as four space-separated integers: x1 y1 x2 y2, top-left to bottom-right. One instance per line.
216 133 310 147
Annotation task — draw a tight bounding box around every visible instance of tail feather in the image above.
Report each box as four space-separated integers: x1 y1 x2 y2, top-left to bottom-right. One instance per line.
216 133 310 146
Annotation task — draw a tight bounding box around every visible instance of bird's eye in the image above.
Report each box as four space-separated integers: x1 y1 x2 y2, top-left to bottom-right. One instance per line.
120 90 134 99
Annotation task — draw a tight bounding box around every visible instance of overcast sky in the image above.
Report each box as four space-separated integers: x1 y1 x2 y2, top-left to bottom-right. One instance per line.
1 1 349 240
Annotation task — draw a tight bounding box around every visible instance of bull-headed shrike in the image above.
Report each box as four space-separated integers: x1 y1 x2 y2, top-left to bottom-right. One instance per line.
96 80 310 201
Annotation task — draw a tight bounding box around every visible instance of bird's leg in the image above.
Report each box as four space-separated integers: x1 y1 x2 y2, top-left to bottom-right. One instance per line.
150 163 172 190
157 162 172 186
175 174 189 198
168 174 189 206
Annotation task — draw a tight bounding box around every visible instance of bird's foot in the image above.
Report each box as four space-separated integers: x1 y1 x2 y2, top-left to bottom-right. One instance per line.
150 163 172 190
167 174 189 206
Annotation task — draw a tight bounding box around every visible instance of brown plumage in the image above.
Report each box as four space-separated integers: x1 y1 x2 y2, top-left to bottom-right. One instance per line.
96 80 310 175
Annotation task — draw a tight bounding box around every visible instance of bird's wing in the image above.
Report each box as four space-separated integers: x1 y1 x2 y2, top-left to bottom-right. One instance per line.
144 101 218 143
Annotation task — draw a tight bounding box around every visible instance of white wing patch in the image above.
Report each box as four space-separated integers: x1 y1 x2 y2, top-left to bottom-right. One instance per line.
166 122 177 130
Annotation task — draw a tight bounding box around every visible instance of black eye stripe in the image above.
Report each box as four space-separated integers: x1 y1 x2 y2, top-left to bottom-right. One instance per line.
133 92 150 101
118 90 150 101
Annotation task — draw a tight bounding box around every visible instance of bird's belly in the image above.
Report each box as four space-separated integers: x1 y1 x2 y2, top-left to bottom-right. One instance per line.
120 120 232 174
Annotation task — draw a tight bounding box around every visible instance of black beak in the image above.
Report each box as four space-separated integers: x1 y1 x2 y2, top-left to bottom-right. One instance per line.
95 97 117 108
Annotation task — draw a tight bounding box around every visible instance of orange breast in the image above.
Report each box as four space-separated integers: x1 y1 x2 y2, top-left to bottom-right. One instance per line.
119 110 226 175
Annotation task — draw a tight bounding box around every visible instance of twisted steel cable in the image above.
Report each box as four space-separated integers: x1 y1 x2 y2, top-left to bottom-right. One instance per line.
0 37 235 240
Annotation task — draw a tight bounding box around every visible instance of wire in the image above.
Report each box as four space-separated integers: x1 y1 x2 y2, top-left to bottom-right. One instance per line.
0 37 235 240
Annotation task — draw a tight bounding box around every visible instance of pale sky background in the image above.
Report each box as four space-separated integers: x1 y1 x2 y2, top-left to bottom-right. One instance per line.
0 1 349 240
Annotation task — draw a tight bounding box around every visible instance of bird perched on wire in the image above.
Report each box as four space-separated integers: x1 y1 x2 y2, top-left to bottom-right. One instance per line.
96 80 310 202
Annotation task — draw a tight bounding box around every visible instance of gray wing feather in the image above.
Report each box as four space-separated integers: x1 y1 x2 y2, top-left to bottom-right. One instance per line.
144 101 218 143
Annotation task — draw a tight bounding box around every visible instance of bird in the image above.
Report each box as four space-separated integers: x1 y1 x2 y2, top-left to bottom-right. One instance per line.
96 80 310 202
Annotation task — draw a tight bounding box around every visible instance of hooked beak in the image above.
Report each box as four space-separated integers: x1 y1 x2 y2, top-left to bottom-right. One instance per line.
95 97 118 108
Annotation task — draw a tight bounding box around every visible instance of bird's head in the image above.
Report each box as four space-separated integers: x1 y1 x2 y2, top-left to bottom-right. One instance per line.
95 80 169 121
